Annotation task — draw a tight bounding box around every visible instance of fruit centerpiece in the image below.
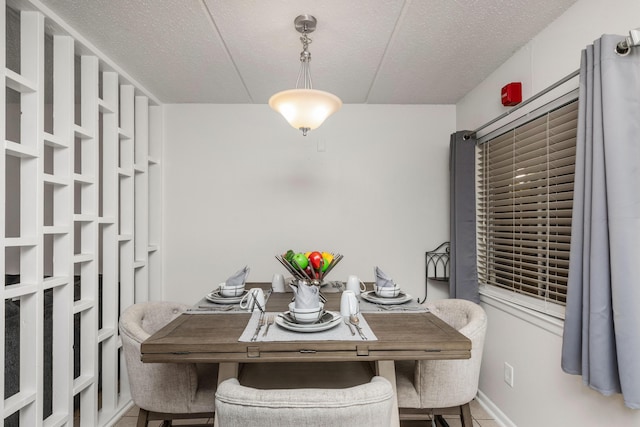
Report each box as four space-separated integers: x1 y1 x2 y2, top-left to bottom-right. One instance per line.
275 250 343 286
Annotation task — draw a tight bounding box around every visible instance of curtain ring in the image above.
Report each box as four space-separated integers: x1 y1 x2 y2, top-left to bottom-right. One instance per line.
616 41 631 56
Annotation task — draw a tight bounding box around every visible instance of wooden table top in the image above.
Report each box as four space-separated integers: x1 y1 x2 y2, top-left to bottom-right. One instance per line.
141 284 471 364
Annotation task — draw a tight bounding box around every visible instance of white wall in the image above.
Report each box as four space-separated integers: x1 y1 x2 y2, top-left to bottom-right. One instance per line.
162 104 455 304
457 0 640 425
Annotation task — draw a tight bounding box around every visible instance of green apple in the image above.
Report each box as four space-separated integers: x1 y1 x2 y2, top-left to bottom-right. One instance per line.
292 253 309 270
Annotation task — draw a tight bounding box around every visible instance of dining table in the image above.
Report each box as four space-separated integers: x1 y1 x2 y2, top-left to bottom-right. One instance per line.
141 282 471 427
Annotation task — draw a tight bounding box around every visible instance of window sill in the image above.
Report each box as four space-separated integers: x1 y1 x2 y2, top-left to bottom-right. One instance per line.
479 286 565 337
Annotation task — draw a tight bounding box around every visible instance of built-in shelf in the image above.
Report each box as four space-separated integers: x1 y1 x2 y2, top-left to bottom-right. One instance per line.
43 276 70 289
2 6 162 426
73 253 94 263
43 225 70 235
72 375 94 396
118 167 133 177
74 173 95 185
3 283 38 300
43 131 68 148
73 214 94 222
5 67 36 92
4 236 38 247
43 173 69 186
5 140 38 158
73 124 93 139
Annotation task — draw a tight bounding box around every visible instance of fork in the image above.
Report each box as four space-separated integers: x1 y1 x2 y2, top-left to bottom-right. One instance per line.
262 315 275 337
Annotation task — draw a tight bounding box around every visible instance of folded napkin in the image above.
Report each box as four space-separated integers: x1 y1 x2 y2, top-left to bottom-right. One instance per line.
375 266 396 288
225 266 250 287
290 281 320 309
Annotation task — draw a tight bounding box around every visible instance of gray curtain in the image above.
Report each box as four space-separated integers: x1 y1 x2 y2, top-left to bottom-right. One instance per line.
449 131 480 303
561 35 640 409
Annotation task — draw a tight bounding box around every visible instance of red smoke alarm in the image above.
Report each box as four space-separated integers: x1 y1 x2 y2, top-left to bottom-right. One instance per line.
501 82 522 106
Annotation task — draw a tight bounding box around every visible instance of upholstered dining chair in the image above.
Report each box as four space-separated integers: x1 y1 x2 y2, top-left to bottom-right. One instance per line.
214 376 395 427
395 299 487 427
119 301 218 427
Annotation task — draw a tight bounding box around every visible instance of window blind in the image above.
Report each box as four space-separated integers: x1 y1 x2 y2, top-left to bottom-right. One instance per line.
477 100 578 307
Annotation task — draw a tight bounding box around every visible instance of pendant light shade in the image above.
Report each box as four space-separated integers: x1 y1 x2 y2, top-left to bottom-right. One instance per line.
270 15 342 136
269 89 342 135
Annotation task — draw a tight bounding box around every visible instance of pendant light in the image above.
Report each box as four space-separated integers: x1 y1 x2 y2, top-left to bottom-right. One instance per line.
269 15 342 136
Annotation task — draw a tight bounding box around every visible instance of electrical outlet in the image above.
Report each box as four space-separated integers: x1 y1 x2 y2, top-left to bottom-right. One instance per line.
504 362 514 387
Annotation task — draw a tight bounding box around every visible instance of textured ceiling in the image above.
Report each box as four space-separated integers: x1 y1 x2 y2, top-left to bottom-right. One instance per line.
41 0 578 104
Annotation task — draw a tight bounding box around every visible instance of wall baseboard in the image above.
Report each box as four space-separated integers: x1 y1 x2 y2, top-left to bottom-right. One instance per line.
105 401 135 427
476 390 516 427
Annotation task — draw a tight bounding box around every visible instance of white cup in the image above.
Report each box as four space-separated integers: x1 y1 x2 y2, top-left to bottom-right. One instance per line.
239 288 266 312
346 275 367 295
271 273 286 293
340 290 359 317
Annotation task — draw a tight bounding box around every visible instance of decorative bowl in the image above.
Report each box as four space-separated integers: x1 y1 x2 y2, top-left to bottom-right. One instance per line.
374 285 401 298
288 302 324 324
219 283 246 297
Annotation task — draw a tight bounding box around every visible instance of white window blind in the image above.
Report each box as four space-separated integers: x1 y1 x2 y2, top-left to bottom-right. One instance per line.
477 100 578 310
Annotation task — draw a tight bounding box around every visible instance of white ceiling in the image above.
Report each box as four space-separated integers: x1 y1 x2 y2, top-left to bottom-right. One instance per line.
41 0 577 105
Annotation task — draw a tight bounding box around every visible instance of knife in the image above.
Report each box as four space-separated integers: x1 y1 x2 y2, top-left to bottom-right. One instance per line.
251 311 265 342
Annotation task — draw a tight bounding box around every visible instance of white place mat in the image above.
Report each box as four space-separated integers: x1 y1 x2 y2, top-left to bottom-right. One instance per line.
238 311 377 342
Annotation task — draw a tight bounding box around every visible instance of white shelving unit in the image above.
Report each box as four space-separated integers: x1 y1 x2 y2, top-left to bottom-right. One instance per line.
2 2 163 426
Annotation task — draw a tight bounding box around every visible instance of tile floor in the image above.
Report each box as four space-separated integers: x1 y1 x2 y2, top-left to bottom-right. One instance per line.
399 399 499 427
114 398 497 426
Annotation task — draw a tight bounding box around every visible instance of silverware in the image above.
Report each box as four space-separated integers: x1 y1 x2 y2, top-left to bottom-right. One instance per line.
251 312 266 342
344 317 356 336
376 305 425 312
198 304 233 310
349 314 367 340
187 305 233 313
262 315 275 337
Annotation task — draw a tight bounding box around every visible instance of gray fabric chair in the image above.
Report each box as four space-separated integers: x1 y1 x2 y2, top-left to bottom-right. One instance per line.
214 376 394 427
119 301 218 427
396 299 487 427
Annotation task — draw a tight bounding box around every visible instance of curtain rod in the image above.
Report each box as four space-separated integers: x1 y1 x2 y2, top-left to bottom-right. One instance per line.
464 27 640 141
463 69 579 140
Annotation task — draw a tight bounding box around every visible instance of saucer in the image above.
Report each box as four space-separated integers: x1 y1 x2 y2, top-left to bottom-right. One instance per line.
360 290 412 305
276 311 342 333
206 289 248 304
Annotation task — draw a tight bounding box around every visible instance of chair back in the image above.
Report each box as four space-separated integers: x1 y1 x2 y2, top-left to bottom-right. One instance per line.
119 301 200 413
215 376 395 427
417 299 487 408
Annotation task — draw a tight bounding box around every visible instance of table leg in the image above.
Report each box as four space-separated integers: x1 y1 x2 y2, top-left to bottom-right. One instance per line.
214 363 239 427
376 360 399 427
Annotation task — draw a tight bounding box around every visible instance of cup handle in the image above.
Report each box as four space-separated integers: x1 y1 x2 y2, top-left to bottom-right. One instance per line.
239 291 252 309
359 280 367 292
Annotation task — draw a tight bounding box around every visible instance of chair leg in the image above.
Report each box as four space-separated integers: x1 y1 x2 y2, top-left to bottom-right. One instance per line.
434 415 448 427
137 408 149 427
460 403 472 427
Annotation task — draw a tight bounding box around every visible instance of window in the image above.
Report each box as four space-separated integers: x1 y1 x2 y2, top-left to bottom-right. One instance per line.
477 100 578 316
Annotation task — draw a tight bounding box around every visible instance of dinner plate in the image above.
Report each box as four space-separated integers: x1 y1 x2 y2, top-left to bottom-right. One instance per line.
276 311 342 333
205 289 248 304
360 290 413 305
